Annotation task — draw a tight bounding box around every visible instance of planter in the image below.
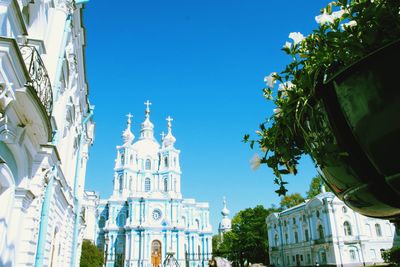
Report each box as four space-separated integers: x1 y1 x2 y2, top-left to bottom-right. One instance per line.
313 39 400 220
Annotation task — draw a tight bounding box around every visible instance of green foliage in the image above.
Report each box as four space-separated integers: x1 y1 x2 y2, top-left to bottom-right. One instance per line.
280 193 305 209
80 239 104 267
306 175 332 199
382 246 400 265
244 0 400 196
213 205 278 265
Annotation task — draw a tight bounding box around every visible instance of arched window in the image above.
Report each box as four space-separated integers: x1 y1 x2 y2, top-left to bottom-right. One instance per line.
375 223 382 236
195 219 200 229
145 159 151 170
145 178 151 192
120 153 125 165
294 231 299 243
163 177 168 192
318 225 324 239
119 174 123 191
344 221 352 236
130 155 133 164
164 157 168 167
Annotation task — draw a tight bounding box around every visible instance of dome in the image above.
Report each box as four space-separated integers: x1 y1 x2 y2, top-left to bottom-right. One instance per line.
122 113 134 146
162 116 176 147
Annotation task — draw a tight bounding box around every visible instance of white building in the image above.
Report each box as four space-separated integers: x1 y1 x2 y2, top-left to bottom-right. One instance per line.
0 0 94 266
218 197 231 237
266 191 398 267
94 102 213 267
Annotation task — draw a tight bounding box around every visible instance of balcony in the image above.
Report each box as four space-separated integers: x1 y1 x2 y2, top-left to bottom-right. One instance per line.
19 44 53 117
313 238 326 245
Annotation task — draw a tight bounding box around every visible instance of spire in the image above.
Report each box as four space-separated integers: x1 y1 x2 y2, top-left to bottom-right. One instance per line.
219 197 231 235
140 100 155 139
122 113 134 145
163 115 176 147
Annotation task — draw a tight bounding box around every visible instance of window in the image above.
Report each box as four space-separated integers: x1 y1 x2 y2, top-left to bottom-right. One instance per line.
294 231 299 243
370 249 376 259
119 174 123 191
300 255 303 261
195 219 200 229
145 178 151 192
292 256 295 262
164 157 168 167
375 223 382 236
130 155 133 164
307 254 311 264
285 233 288 244
284 220 287 227
342 206 348 213
316 210 320 218
274 234 279 246
145 159 151 170
303 214 306 221
366 224 372 235
349 249 356 260
120 153 125 165
318 225 324 239
305 229 309 241
344 221 352 236
164 177 168 192
293 217 296 224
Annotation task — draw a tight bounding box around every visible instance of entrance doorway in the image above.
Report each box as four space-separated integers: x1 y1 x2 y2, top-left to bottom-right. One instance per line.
151 240 162 267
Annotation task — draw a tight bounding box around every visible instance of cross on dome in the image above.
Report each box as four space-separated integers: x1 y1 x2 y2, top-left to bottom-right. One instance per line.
144 100 152 116
161 131 166 140
126 113 133 124
166 116 173 130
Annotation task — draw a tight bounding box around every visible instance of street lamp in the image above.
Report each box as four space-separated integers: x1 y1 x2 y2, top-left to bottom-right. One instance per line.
104 235 110 267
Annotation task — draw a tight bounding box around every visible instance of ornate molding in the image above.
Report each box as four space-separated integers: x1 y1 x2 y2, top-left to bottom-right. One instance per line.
14 188 35 211
0 82 16 113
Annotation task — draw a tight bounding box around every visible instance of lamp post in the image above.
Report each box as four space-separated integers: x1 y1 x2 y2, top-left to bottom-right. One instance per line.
104 235 110 267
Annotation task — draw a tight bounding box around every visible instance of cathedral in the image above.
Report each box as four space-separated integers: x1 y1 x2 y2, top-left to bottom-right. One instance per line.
95 102 213 267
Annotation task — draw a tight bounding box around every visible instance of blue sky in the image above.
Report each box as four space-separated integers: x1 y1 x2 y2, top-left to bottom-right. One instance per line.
84 0 330 233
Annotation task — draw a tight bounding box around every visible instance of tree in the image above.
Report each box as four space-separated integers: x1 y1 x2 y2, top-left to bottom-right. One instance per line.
280 193 305 209
80 239 104 267
213 205 278 266
306 175 332 199
382 246 400 265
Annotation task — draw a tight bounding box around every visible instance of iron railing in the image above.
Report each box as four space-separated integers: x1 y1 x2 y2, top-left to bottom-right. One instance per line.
19 44 53 117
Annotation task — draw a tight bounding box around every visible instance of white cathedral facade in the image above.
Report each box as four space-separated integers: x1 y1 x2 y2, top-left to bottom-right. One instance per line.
94 102 213 267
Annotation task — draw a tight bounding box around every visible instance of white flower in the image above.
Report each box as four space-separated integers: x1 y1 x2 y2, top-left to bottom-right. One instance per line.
341 20 357 30
264 72 277 88
331 9 345 20
288 32 305 45
273 108 282 117
250 153 262 170
278 81 294 92
315 11 334 25
283 41 292 49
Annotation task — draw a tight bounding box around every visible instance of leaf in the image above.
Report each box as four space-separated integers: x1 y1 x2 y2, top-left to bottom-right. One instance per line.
242 134 250 142
250 140 255 149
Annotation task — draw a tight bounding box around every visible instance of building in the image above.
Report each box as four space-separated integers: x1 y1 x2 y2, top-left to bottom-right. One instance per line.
266 191 398 267
83 191 100 243
218 197 231 238
94 102 213 267
0 0 94 266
